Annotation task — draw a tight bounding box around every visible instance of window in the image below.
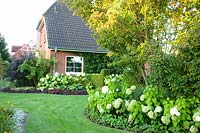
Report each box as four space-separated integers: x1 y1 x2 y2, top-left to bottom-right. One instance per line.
66 56 83 74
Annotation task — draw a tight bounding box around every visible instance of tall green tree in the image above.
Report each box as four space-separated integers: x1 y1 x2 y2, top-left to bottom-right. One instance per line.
63 0 169 85
0 33 10 62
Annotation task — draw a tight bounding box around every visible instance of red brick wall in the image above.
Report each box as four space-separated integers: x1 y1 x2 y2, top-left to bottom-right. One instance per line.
37 20 78 74
51 51 76 74
37 21 51 59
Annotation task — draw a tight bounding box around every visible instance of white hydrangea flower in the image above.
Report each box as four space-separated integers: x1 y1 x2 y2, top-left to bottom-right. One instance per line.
141 105 150 113
99 108 104 113
140 94 145 101
125 100 129 108
106 104 112 110
170 107 181 116
161 116 170 125
116 88 119 92
130 85 136 91
127 100 136 112
154 106 162 113
148 111 154 119
113 98 123 109
193 111 200 122
48 88 54 90
40 78 45 82
95 91 99 96
128 114 134 123
190 125 198 133
126 88 132 95
102 86 109 94
97 104 101 110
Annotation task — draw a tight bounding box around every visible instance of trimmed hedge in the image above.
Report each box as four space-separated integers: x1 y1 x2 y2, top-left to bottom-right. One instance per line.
87 69 110 89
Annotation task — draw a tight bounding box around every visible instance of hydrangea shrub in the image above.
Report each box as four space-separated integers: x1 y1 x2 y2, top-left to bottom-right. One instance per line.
37 74 91 91
86 75 200 132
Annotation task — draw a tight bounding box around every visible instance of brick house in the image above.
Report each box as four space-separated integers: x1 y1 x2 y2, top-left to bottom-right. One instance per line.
11 44 36 60
36 1 106 75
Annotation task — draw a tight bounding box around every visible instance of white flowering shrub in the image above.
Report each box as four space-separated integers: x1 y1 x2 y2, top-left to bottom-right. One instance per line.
37 74 91 90
86 75 200 132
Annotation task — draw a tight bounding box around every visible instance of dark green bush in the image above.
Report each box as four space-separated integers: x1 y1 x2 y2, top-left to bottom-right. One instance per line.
148 53 200 99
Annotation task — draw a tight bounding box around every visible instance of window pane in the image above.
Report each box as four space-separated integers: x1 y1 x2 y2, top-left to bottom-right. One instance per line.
66 56 83 73
75 62 82 67
75 67 81 72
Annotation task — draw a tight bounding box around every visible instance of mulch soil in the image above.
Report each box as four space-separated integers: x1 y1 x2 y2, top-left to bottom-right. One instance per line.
0 87 88 95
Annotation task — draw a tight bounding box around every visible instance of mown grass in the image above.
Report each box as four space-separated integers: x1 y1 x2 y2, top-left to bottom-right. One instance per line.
0 93 128 133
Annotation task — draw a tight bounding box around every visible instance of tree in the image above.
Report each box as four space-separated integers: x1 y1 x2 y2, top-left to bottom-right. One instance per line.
63 0 169 85
0 33 10 61
64 0 200 92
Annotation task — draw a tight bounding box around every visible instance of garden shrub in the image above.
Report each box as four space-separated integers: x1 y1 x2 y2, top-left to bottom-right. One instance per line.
86 75 200 132
6 54 34 87
37 74 91 91
0 79 15 89
87 69 110 89
87 74 103 89
80 53 110 74
148 53 200 99
0 105 14 133
6 53 52 87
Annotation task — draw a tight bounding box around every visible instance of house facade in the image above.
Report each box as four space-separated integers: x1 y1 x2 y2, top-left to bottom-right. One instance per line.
11 44 36 60
36 1 106 75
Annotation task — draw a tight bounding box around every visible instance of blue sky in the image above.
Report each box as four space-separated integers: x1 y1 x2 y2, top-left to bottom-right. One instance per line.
0 0 56 51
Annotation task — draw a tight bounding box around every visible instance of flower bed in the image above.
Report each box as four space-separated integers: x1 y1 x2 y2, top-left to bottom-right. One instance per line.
1 87 88 95
86 75 200 132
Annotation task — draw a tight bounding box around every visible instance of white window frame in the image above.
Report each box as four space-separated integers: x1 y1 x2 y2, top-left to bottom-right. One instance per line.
65 56 84 75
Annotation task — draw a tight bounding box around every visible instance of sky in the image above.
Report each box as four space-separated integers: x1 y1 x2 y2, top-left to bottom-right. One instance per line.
0 0 56 52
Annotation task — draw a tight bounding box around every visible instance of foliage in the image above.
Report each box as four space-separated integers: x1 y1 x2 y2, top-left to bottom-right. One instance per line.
0 55 9 79
79 53 110 73
87 69 110 88
0 104 14 133
37 74 91 91
18 55 52 87
6 53 35 87
0 79 15 89
63 0 171 85
86 75 200 132
0 33 10 62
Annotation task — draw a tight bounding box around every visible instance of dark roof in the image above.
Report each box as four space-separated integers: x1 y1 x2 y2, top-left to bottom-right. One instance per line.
11 46 22 52
38 1 106 53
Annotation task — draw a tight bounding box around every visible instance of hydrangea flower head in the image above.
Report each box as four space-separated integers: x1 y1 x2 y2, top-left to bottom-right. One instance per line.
161 116 170 125
140 94 145 101
126 88 132 95
95 91 99 96
130 85 136 91
113 98 123 109
127 100 136 112
154 106 162 113
141 105 150 113
190 125 198 133
128 115 134 123
99 108 104 113
102 86 109 94
106 104 112 110
193 111 200 122
148 111 154 119
170 107 181 116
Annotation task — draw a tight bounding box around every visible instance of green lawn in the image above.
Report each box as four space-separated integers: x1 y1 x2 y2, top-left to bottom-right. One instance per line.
0 93 128 133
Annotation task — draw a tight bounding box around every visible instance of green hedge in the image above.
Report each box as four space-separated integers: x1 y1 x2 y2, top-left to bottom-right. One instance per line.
87 69 110 89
